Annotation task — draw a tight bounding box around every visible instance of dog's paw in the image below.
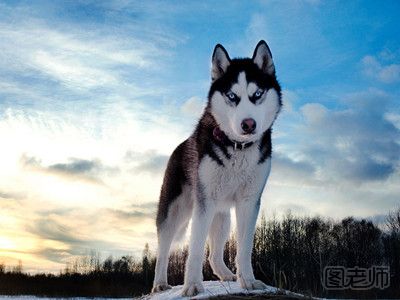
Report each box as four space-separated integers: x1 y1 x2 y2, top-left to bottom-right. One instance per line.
151 283 172 293
181 282 204 296
239 278 268 290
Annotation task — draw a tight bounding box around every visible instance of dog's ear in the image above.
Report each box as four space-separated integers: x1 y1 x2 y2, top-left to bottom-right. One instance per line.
252 40 275 75
211 44 231 82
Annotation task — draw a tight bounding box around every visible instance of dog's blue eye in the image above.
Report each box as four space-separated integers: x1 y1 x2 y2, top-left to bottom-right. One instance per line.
226 92 236 101
254 89 264 98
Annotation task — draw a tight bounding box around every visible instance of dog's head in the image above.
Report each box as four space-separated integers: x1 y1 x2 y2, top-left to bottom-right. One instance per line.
208 40 281 143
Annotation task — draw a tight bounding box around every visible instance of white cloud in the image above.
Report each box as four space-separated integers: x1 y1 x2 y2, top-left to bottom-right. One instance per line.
300 103 327 124
265 88 400 220
362 55 400 83
181 96 205 117
0 4 183 95
385 113 400 130
299 90 399 183
32 50 118 89
379 64 400 83
0 97 194 273
280 90 299 114
0 3 189 269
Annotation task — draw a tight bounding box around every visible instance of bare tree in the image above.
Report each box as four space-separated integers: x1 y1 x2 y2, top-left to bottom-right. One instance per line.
386 207 400 233
12 260 23 274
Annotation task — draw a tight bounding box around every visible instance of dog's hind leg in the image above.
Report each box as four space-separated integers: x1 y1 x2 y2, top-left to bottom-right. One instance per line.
152 222 174 293
208 212 236 281
152 193 192 293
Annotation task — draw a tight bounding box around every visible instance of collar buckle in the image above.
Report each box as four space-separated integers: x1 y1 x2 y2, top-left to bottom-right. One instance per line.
234 142 247 150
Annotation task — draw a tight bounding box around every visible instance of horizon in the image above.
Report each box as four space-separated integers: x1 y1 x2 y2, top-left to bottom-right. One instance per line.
0 0 399 273
0 209 396 274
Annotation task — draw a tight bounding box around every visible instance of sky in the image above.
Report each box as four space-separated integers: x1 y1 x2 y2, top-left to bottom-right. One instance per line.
0 0 399 273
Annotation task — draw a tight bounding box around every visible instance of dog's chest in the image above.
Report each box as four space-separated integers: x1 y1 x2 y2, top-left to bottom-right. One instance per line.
198 146 267 203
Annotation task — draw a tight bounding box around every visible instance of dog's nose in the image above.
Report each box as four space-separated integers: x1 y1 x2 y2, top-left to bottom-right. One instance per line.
241 118 256 134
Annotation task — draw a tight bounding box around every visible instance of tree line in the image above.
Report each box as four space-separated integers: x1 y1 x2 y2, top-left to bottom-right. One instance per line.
0 209 399 298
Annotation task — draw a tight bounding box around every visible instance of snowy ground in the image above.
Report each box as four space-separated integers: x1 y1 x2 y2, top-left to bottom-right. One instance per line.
0 281 304 300
140 280 303 300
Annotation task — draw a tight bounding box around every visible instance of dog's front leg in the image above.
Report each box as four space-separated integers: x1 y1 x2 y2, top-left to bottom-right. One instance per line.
235 197 267 290
182 199 215 296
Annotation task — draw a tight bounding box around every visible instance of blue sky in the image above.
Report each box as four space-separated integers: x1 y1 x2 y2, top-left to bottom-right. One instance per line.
0 0 399 273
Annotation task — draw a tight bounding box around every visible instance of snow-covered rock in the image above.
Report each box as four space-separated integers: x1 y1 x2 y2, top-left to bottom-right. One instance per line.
141 280 299 300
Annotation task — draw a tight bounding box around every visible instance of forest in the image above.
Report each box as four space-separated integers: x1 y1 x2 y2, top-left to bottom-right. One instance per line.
0 209 399 298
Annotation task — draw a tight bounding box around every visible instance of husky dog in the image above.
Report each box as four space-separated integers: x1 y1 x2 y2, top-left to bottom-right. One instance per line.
152 40 282 296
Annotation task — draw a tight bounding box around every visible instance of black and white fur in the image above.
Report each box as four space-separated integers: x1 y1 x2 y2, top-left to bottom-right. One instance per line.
152 40 282 296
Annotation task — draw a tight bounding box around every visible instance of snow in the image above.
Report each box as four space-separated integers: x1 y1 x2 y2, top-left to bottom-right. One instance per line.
0 281 303 300
140 280 297 300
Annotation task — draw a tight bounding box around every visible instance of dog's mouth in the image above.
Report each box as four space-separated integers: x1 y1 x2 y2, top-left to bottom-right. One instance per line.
241 130 257 136
233 131 259 143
